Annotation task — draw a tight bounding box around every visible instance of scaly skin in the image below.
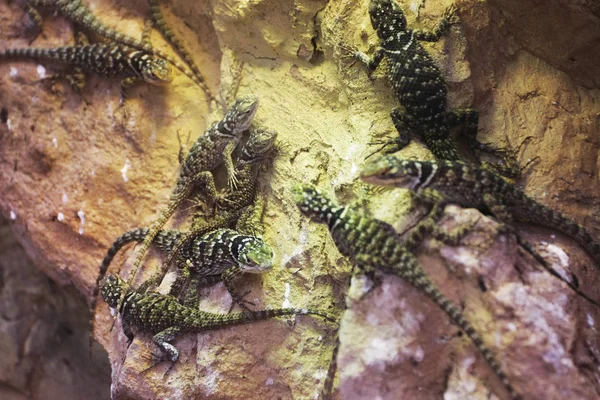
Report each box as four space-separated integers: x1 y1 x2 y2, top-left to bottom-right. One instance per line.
124 95 259 307
100 274 335 363
0 44 172 98
89 226 273 351
25 0 214 101
190 127 278 232
158 128 278 290
292 183 519 400
346 0 510 169
361 156 600 266
147 0 205 93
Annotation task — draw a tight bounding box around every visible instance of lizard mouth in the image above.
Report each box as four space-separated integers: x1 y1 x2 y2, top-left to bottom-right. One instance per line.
361 156 415 188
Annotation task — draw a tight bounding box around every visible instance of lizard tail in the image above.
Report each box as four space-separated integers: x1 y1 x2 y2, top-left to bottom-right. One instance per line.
88 227 148 357
410 274 521 400
0 47 66 62
190 307 336 330
127 180 192 291
148 0 208 87
321 333 340 400
519 197 600 265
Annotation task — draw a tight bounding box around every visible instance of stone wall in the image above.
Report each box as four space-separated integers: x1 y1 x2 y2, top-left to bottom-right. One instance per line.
0 0 599 398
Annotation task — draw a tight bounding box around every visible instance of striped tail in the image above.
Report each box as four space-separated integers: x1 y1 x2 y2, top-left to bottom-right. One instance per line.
191 307 337 330
148 0 208 88
0 47 77 64
517 196 600 265
125 180 193 303
410 275 520 400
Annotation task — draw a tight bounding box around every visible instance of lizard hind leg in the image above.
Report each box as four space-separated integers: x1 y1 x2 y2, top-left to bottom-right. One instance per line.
22 4 44 42
365 107 416 158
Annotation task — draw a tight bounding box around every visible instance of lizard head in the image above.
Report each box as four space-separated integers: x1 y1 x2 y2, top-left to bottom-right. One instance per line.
100 274 128 308
369 0 407 38
239 128 278 164
140 56 173 85
236 238 274 273
361 156 425 190
218 95 260 138
291 183 340 223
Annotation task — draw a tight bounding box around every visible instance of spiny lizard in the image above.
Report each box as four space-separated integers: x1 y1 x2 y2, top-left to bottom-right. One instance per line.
361 156 600 268
125 94 259 299
24 0 214 101
89 226 274 349
292 182 519 400
156 128 279 289
190 127 279 232
99 273 334 363
344 0 506 167
0 43 172 99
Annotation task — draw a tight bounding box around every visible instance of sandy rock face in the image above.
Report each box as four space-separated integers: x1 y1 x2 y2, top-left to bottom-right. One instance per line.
0 0 599 399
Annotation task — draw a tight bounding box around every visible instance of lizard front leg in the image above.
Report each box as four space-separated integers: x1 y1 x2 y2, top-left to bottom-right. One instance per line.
412 5 459 42
366 108 414 157
120 76 142 103
222 266 256 312
152 326 182 363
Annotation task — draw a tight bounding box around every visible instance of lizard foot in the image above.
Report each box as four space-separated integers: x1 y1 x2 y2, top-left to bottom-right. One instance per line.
366 137 404 159
228 290 256 313
444 4 460 25
337 42 360 66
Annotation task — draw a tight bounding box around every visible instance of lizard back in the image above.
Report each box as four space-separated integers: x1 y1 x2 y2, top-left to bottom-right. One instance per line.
371 0 449 132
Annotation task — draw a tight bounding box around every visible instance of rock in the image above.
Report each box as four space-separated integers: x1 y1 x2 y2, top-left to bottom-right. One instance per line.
0 0 599 399
0 219 110 400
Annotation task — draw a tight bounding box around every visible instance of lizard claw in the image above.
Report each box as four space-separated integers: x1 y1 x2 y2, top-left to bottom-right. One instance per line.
365 138 403 159
228 290 256 313
337 42 360 66
444 4 460 25
140 351 167 374
227 173 240 190
213 191 233 210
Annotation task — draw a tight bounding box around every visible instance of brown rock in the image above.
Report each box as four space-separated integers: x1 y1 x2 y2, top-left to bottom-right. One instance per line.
0 0 599 399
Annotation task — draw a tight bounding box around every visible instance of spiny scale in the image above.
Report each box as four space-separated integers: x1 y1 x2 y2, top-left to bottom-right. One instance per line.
0 44 162 79
124 95 259 303
100 274 334 362
27 0 214 101
361 156 600 266
292 183 520 400
148 0 205 92
88 227 180 354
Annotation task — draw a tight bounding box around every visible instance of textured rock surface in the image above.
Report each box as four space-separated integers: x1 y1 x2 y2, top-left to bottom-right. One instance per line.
0 0 599 399
0 219 111 400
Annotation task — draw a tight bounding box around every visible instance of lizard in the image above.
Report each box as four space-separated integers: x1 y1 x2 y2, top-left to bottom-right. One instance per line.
292 182 519 400
99 273 335 364
360 156 600 268
22 0 215 102
124 94 259 302
341 0 512 171
0 42 172 99
189 127 279 233
149 127 280 292
90 226 274 336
